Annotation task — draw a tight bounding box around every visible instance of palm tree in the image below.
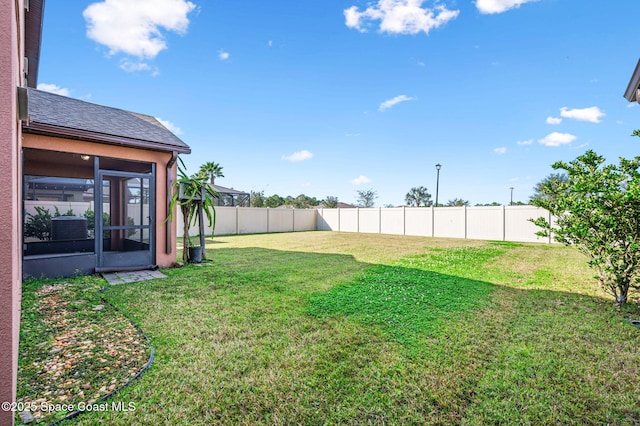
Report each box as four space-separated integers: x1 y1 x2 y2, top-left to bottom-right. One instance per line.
199 161 225 185
405 186 432 207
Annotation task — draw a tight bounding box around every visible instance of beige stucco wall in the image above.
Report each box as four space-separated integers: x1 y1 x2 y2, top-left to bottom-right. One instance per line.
23 134 179 268
0 0 23 424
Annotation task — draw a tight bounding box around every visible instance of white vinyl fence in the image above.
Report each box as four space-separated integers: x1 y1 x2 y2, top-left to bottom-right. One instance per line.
317 206 553 243
177 206 317 237
178 205 554 244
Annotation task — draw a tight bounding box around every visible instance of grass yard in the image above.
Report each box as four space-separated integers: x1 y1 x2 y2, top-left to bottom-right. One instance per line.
17 231 640 425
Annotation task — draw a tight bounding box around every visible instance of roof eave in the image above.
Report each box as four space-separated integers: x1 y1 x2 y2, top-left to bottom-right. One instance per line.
623 59 640 102
24 0 45 88
23 122 191 154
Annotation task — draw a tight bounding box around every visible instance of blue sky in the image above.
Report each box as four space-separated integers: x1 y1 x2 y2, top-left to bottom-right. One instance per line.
38 0 640 206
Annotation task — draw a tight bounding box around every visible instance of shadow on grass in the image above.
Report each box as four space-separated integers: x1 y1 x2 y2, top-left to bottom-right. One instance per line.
79 246 640 425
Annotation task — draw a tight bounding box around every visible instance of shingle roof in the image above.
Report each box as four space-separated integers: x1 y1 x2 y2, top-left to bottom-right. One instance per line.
24 88 191 153
624 59 640 102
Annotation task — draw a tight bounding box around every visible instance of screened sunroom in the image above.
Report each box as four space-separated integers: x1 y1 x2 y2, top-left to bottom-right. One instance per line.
22 88 190 279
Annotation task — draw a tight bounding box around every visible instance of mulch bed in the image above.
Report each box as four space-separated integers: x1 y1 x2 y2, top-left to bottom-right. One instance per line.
17 280 151 424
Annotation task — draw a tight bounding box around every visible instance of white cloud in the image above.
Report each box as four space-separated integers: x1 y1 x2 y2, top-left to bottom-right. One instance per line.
268 40 273 47
83 0 196 59
559 106 605 123
516 139 533 145
344 1 459 35
378 95 415 112
627 103 636 108
120 59 152 72
282 150 313 162
36 83 70 96
156 118 183 135
218 50 230 60
476 0 538 14
493 147 507 154
538 132 577 147
350 175 372 185
546 116 562 125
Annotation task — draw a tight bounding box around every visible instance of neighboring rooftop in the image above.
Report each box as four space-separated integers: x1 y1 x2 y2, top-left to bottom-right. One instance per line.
211 184 249 197
624 58 640 102
211 184 249 207
23 88 190 154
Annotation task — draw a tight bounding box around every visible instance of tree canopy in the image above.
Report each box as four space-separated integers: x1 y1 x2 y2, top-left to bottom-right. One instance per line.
356 189 378 208
446 198 470 207
475 202 502 206
287 194 320 209
199 161 224 185
530 172 569 203
531 149 640 306
250 190 265 207
323 196 339 208
405 186 432 207
262 194 283 208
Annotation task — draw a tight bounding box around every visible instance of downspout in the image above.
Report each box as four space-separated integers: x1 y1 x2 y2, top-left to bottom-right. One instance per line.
166 151 178 254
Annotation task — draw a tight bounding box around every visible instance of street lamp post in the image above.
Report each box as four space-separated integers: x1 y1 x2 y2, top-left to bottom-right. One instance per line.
435 163 441 207
509 187 514 206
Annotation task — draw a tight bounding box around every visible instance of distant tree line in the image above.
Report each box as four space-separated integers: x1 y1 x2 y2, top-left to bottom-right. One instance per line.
243 175 565 211
249 191 340 209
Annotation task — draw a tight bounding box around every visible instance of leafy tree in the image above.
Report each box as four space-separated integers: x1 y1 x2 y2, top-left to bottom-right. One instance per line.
199 161 225 185
265 194 285 208
446 198 470 207
286 194 320 209
531 149 640 306
530 173 569 203
356 189 377 208
405 186 432 207
250 190 265 207
323 196 339 208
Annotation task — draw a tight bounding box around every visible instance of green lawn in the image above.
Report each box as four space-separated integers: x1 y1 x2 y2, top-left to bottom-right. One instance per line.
18 231 640 425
